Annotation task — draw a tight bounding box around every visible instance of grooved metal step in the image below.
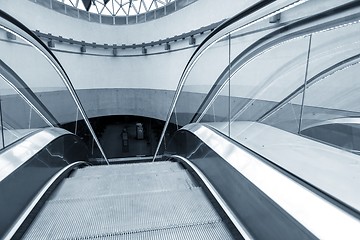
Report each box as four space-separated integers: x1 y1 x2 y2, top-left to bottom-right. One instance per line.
72 161 183 178
50 170 198 200
95 222 234 240
23 188 223 240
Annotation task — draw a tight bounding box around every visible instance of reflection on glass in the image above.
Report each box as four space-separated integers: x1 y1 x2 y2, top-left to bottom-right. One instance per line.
229 36 311 134
199 81 230 135
174 36 230 128
293 21 360 153
0 76 50 148
161 111 179 155
261 94 303 133
0 20 106 162
300 63 360 152
155 0 360 220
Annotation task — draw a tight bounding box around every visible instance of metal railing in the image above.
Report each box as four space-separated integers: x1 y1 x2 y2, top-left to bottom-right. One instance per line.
152 0 308 161
0 9 109 164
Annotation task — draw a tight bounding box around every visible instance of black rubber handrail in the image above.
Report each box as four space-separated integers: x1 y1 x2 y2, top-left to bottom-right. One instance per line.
0 59 60 127
190 2 360 123
153 0 283 160
258 53 360 122
0 9 109 163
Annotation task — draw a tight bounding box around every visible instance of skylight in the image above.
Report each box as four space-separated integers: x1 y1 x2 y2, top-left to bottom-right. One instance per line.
59 0 175 17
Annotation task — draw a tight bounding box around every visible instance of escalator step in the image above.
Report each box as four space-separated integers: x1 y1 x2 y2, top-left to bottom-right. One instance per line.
94 222 234 240
50 170 198 200
72 161 183 178
23 188 225 240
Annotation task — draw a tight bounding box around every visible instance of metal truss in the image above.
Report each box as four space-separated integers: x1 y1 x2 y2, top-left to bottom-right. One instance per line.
59 0 175 16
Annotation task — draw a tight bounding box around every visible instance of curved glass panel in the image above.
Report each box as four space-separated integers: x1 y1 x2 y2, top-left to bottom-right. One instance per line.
156 1 305 156
176 36 231 127
0 77 49 147
0 11 107 163
230 35 311 133
156 0 360 214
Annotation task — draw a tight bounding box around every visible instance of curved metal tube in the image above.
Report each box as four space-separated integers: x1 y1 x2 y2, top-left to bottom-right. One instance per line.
0 59 59 127
0 127 91 239
258 55 360 122
0 9 109 164
0 128 70 182
171 154 252 239
3 161 87 240
193 4 360 124
179 123 360 239
153 0 307 161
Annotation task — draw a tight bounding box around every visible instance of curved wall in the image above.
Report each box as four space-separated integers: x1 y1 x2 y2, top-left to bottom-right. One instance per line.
0 0 254 44
1 0 258 121
54 48 194 90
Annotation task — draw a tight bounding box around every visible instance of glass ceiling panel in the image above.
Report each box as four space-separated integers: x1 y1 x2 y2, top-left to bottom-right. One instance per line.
57 0 175 16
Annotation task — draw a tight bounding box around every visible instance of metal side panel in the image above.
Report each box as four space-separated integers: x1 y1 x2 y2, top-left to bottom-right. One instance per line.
0 128 71 182
0 129 90 240
22 188 223 240
169 123 360 239
72 161 183 178
49 170 199 200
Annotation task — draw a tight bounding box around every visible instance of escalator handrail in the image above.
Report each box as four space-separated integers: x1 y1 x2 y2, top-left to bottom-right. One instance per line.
170 154 252 239
3 161 88 240
178 123 360 239
0 59 60 127
0 127 71 181
192 2 360 124
153 0 307 160
0 9 109 164
258 54 360 122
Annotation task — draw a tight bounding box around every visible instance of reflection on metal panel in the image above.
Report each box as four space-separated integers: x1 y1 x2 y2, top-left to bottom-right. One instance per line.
0 130 90 239
208 121 360 212
181 123 360 239
0 127 69 181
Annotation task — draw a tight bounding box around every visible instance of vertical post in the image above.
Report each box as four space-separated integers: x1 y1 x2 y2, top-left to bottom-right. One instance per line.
212 104 216 122
174 106 179 130
0 98 5 148
28 107 32 129
298 34 313 134
75 108 79 135
228 33 231 137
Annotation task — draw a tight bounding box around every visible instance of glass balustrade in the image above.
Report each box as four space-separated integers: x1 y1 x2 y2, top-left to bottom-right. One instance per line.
155 0 360 211
158 0 360 155
0 10 107 163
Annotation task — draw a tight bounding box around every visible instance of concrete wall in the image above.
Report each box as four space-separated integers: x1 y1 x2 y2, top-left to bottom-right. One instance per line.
0 0 255 44
0 0 256 123
1 0 357 125
0 0 263 90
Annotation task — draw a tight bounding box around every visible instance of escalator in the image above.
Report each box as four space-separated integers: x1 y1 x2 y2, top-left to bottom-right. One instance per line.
3 124 360 239
21 161 236 240
1 1 360 239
